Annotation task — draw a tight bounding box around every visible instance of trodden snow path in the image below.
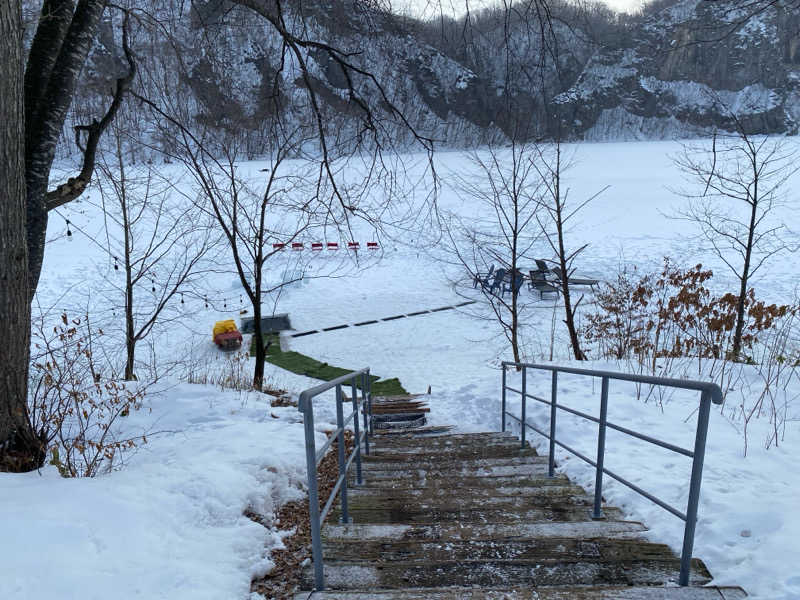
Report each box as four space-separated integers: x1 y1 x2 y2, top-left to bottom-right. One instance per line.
296 430 747 599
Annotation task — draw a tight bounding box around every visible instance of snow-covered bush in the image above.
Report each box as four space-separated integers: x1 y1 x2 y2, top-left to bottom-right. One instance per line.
28 314 147 477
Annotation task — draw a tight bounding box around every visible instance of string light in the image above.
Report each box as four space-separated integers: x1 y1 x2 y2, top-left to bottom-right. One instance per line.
66 219 73 241
180 293 185 305
113 256 119 271
204 295 208 309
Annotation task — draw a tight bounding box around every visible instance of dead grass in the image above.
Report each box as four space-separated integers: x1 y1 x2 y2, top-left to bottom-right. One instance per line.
249 431 355 599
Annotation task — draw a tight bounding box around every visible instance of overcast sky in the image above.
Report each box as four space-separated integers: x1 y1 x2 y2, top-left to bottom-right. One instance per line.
393 0 645 18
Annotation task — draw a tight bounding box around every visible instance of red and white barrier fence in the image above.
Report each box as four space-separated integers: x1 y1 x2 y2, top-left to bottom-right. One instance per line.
270 241 380 251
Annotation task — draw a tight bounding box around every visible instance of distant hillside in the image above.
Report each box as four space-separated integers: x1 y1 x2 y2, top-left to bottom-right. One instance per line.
62 0 800 157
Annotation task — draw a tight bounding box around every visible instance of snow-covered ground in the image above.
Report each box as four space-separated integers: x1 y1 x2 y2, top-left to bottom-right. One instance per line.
3 139 800 599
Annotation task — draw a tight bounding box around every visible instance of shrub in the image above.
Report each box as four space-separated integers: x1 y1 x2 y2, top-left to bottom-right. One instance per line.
29 314 147 477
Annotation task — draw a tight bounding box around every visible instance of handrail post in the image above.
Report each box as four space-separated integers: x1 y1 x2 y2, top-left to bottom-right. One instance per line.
679 389 712 586
367 375 373 435
301 396 325 591
361 372 370 456
351 379 363 485
593 377 609 519
501 364 507 432
549 370 557 478
335 385 349 523
520 366 527 448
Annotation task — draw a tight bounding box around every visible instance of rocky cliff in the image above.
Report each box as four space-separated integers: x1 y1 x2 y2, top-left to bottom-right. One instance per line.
68 0 800 155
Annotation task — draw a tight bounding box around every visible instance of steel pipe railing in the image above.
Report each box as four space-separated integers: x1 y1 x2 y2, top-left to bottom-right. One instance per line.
298 367 372 591
501 361 722 587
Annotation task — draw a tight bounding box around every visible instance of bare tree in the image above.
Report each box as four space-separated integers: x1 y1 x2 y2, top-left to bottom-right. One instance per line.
172 128 316 390
95 126 217 381
442 140 543 365
532 141 607 361
673 115 799 361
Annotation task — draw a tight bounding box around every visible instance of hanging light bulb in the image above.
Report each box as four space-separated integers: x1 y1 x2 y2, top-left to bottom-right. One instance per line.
204 295 208 309
66 219 73 241
239 294 243 304
180 293 185 305
223 299 227 309
113 256 119 271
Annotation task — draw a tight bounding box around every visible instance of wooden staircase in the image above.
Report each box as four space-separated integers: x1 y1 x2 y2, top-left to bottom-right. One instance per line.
297 430 746 599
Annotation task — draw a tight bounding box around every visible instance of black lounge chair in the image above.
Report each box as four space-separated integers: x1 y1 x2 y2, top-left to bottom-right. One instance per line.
528 270 559 299
551 269 599 289
536 259 599 290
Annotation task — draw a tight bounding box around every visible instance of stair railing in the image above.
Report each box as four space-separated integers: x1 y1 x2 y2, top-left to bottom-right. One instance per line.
501 361 722 587
298 368 372 591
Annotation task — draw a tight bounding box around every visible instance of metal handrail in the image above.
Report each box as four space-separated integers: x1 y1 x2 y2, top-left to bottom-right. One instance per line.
501 361 722 587
298 367 373 591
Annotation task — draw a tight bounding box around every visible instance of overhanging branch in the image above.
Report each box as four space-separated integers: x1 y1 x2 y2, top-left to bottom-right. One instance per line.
46 9 136 212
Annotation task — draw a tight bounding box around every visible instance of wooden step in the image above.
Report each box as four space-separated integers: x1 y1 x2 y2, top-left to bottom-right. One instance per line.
346 483 589 503
363 453 544 470
310 557 713 589
321 537 678 563
297 586 747 599
328 504 625 524
350 473 571 489
372 406 431 414
321 520 648 543
372 432 516 446
365 443 533 461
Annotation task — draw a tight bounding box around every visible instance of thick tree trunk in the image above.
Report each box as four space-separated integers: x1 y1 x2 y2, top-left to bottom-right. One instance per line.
0 1 42 471
24 0 107 299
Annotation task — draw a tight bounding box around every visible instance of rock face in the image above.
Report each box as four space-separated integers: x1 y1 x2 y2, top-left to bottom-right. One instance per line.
554 0 800 140
74 0 800 152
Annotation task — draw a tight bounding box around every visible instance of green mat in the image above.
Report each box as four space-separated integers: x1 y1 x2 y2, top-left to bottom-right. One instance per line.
252 334 408 396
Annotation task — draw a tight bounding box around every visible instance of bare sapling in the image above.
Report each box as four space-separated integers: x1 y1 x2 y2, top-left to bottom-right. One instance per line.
440 140 544 366
95 125 217 381
532 142 608 360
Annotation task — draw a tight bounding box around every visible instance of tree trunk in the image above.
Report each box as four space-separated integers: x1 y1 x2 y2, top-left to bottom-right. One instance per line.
0 1 42 471
252 301 265 390
119 142 137 381
552 149 585 361
510 199 521 367
24 0 107 299
124 278 136 380
731 196 759 361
